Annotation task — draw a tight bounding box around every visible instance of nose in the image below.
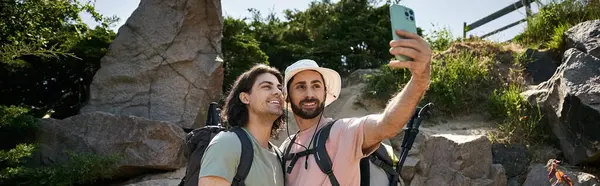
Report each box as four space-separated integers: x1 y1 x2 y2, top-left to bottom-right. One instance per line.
273 88 282 96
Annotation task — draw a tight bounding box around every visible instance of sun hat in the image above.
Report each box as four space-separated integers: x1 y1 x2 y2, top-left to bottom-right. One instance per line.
283 59 341 110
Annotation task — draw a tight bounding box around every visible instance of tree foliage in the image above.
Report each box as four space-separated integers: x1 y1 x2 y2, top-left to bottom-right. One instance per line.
0 0 117 118
220 0 424 90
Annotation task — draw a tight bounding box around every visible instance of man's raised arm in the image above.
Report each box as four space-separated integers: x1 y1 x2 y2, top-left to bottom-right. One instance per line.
361 29 432 152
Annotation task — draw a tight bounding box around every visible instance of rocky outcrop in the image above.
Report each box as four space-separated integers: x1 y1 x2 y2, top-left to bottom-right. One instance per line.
523 163 599 186
81 0 225 129
566 20 600 59
525 48 600 165
35 112 187 179
409 134 507 186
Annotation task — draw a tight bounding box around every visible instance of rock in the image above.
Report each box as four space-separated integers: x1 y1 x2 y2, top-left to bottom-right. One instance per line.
118 167 186 186
523 48 560 84
492 143 530 178
529 145 563 164
390 131 426 156
566 20 600 59
508 174 526 186
491 164 508 186
399 156 420 181
523 163 600 186
527 48 600 165
342 69 380 87
409 134 507 186
81 0 225 129
34 112 187 179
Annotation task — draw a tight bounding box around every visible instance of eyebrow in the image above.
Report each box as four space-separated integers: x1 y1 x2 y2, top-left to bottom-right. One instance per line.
294 80 323 86
259 81 281 87
311 80 323 84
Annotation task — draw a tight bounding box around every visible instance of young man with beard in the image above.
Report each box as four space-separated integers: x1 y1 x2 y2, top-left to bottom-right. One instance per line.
198 64 286 186
280 30 432 186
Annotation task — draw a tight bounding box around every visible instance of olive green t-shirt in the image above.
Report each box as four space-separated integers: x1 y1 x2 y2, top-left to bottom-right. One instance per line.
198 128 284 186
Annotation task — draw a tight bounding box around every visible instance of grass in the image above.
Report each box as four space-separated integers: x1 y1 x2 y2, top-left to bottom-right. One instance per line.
485 84 550 145
363 40 522 116
513 0 600 52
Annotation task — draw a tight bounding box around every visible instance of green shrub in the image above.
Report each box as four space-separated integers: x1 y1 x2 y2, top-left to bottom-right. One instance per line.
424 26 456 52
486 84 549 145
0 151 121 186
547 23 572 53
363 50 492 115
514 0 600 51
0 105 38 150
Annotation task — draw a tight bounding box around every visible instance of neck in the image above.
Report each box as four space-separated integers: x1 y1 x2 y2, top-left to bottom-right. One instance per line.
246 112 276 149
295 113 324 131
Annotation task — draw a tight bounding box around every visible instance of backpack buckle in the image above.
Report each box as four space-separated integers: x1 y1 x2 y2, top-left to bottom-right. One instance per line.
324 169 334 176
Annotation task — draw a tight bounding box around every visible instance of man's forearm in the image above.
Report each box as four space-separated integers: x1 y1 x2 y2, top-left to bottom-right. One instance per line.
371 76 429 142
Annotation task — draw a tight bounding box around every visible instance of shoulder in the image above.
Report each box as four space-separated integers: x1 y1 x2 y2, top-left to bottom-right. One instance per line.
207 131 242 153
331 114 379 129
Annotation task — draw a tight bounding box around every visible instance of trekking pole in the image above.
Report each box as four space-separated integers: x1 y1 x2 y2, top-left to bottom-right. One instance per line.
205 102 220 126
396 102 433 174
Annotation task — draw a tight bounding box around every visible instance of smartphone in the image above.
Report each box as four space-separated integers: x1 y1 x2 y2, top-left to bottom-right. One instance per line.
389 4 418 61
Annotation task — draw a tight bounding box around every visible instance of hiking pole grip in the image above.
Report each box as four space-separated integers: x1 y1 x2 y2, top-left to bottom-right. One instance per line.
205 102 221 126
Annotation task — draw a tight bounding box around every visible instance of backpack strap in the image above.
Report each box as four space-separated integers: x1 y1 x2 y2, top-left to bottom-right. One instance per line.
373 145 394 166
313 119 339 186
231 127 254 186
359 157 371 186
369 145 400 186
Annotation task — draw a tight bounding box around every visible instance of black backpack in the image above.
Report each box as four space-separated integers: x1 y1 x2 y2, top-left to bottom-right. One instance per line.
178 102 259 186
282 103 433 186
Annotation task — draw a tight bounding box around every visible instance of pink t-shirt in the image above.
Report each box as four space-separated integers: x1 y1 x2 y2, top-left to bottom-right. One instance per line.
278 116 378 186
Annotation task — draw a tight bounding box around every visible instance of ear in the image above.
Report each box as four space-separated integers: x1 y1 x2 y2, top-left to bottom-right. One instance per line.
239 92 250 104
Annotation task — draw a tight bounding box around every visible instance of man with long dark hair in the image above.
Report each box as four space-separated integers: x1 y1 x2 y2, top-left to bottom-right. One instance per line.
198 64 286 186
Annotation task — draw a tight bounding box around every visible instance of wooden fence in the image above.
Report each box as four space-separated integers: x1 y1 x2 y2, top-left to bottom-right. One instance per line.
463 0 537 39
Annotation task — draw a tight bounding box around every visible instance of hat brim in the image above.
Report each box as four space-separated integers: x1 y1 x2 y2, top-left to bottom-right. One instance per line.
283 67 341 111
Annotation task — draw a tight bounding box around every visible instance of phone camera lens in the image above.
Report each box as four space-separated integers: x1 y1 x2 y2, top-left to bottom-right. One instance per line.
404 12 409 16
410 16 414 21
409 10 414 15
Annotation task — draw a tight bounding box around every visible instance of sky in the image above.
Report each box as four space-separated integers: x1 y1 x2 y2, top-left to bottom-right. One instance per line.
81 0 552 42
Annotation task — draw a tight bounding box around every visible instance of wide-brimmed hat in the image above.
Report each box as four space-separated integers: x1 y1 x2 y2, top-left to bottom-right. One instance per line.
283 59 341 110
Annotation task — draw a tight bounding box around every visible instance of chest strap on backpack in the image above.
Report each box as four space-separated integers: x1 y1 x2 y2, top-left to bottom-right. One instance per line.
283 149 314 173
281 119 339 186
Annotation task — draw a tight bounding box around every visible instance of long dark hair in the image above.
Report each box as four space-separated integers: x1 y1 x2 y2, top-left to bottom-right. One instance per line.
221 64 285 138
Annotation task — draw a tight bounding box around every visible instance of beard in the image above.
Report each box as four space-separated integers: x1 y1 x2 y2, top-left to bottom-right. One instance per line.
290 97 325 119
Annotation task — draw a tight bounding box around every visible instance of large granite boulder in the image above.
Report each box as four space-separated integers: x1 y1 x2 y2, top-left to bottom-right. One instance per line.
522 163 599 186
81 0 225 129
524 48 600 165
409 134 507 186
34 112 187 179
566 20 600 59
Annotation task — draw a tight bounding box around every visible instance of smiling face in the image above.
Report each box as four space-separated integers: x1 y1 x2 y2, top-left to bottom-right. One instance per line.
241 73 284 117
288 70 326 119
